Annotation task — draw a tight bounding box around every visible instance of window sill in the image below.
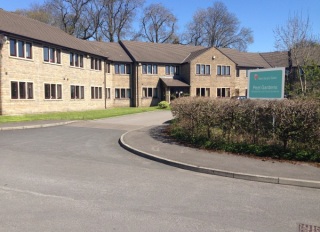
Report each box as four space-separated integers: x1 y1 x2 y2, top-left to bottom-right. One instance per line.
43 61 62 66
10 98 34 101
70 66 84 69
9 56 34 62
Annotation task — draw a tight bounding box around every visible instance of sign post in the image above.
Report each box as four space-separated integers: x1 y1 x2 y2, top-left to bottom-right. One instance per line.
248 67 285 99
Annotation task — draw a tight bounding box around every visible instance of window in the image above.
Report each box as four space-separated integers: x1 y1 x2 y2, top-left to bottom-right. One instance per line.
106 63 111 73
91 57 102 70
217 88 231 98
43 46 61 64
11 81 33 99
106 88 111 99
217 65 231 76
70 53 74 66
70 52 84 68
114 88 130 99
75 54 79 67
10 39 16 56
10 39 32 59
45 84 62 99
142 87 158 98
236 68 240 77
18 41 24 58
196 88 210 97
91 86 102 99
196 64 210 75
142 64 157 74
71 85 84 99
115 63 130 74
26 43 32 59
165 65 180 75
56 50 61 64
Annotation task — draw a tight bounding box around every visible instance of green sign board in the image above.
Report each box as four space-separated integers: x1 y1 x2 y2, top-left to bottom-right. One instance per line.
248 67 285 99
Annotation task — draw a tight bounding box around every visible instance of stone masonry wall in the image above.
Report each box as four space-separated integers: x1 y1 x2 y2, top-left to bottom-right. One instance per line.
1 38 106 115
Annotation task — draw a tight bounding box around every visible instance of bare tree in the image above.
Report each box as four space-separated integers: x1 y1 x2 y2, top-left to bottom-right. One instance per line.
99 0 144 42
183 1 253 51
45 0 104 40
140 3 177 43
274 12 320 97
14 3 55 25
182 10 206 46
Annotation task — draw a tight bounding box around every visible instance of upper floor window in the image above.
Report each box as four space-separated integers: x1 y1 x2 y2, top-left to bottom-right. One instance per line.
115 63 130 74
196 64 210 75
70 52 84 68
142 64 158 74
44 46 61 64
106 63 111 73
10 39 32 59
11 81 33 99
217 65 231 76
165 65 180 75
236 68 240 77
91 57 102 70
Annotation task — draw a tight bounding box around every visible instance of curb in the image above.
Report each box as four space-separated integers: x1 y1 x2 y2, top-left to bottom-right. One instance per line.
0 121 77 131
119 131 320 189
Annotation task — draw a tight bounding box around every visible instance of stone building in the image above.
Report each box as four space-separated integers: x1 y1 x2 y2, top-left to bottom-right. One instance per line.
0 9 289 115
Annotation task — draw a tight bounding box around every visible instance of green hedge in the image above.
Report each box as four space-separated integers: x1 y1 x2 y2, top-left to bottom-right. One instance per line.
170 97 320 162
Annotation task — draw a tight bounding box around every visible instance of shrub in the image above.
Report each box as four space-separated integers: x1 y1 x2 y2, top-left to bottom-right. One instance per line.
170 97 320 162
158 101 170 109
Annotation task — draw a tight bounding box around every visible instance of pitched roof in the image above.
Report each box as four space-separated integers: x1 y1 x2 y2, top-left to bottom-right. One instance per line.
120 40 205 64
182 47 211 63
259 51 289 67
218 48 271 68
90 41 132 62
0 9 105 57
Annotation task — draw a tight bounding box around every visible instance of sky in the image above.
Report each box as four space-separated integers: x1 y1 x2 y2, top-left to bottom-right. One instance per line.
1 0 319 52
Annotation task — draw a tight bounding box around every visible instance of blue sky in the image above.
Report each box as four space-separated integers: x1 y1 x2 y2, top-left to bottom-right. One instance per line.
1 0 319 52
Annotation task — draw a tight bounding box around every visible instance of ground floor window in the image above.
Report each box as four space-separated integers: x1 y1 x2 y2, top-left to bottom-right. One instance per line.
11 81 33 99
105 88 111 99
196 88 210 97
142 87 157 98
45 83 62 99
217 88 231 98
115 88 130 99
71 85 84 99
91 86 102 99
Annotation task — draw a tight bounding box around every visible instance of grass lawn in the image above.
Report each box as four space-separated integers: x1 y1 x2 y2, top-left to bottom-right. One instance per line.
0 107 160 124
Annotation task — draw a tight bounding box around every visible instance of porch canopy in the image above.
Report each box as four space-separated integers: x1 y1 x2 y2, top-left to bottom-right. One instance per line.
160 78 189 87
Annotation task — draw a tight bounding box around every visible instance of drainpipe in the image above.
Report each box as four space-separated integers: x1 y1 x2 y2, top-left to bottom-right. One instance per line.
104 60 107 109
136 62 139 107
0 43 2 115
0 35 5 115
